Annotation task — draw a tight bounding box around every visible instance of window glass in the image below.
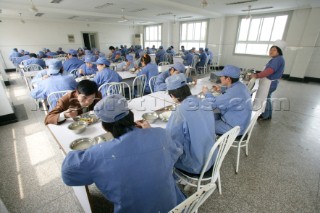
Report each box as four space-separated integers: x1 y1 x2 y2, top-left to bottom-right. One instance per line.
180 20 207 51
144 25 162 48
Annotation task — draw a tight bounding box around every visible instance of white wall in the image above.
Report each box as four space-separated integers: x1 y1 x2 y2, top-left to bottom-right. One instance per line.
0 18 135 68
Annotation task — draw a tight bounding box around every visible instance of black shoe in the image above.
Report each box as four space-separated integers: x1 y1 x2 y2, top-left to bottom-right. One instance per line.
258 115 271 120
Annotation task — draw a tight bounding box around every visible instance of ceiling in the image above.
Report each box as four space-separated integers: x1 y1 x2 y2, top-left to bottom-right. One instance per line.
0 0 319 25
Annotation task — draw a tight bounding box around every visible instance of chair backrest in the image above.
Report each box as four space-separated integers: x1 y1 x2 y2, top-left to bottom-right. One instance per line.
191 55 199 69
98 82 131 100
252 77 271 112
25 64 43 72
158 61 170 66
47 90 72 110
149 75 158 93
168 183 216 213
237 107 263 143
132 74 146 98
198 126 240 189
247 77 256 91
69 69 78 77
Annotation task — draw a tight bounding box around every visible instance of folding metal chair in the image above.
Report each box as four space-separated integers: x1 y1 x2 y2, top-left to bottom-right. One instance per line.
132 74 146 98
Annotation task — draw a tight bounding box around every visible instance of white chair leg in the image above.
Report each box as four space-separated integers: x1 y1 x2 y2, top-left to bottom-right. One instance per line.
245 140 249 156
236 143 241 174
217 173 222 194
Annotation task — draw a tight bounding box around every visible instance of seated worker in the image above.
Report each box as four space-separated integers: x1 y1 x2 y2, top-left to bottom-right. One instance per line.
205 48 213 65
77 55 97 77
30 59 78 109
136 54 158 94
122 54 134 71
154 62 191 92
202 65 252 135
56 47 65 55
30 59 53 85
92 57 122 93
62 49 84 73
181 49 194 66
16 51 30 65
44 80 102 125
23 53 46 68
61 94 185 212
112 51 122 62
155 46 166 64
46 49 57 58
108 46 116 61
196 47 207 71
165 73 217 174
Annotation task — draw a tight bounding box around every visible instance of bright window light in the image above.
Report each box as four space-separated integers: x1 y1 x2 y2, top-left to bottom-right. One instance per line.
144 25 162 48
180 20 208 50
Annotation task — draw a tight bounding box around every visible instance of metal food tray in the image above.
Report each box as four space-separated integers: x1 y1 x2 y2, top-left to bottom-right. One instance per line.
73 111 100 125
154 105 176 122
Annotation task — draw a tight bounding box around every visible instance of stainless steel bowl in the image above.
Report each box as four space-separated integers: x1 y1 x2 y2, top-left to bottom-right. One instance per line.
142 112 159 123
68 121 87 134
159 111 172 122
69 138 95 150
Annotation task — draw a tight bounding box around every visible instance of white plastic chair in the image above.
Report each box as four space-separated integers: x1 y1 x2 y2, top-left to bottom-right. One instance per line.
25 64 43 72
197 56 209 75
47 90 72 110
174 126 240 194
98 82 131 100
189 55 199 76
168 183 216 213
149 75 158 93
231 104 265 173
132 74 146 98
69 69 78 78
158 61 170 66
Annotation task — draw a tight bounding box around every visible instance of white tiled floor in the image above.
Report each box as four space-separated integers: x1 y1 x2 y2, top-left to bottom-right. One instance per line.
1 72 320 212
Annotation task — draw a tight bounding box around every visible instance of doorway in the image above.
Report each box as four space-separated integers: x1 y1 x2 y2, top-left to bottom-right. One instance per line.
82 32 98 50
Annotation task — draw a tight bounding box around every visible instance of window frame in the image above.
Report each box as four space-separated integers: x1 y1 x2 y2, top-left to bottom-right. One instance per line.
234 11 291 56
144 24 162 49
179 19 209 50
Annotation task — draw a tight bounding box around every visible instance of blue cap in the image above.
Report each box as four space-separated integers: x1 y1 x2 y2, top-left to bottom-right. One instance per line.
68 49 77 56
172 62 185 73
48 59 62 75
159 46 163 49
94 94 129 123
93 57 110 66
215 65 240 78
84 55 95 63
38 51 45 57
205 48 208 51
166 73 187 90
199 48 204 51
126 55 133 62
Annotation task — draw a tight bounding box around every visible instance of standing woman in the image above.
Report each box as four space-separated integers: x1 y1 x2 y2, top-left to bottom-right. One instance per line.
136 54 158 94
251 41 285 120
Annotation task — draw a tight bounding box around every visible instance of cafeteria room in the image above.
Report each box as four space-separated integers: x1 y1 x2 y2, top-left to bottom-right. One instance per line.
0 0 319 212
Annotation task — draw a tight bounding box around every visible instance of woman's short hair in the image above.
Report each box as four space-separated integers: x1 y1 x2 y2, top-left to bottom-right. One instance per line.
141 54 151 64
168 84 191 102
101 110 135 138
271 45 283 56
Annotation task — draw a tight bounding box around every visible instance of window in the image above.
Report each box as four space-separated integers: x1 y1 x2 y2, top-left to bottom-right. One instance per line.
144 25 162 49
180 21 207 50
235 13 289 56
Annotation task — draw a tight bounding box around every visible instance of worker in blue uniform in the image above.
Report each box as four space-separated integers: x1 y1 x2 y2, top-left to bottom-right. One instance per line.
165 73 217 174
61 94 185 213
202 65 252 135
30 59 78 109
136 54 158 94
196 47 207 71
155 46 166 64
205 48 213 65
181 49 194 66
23 53 46 68
92 57 122 95
62 49 84 73
154 62 186 92
77 55 97 77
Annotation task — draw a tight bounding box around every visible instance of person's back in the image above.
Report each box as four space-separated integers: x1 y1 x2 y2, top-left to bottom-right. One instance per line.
182 51 193 66
137 61 158 94
63 56 84 72
93 67 122 87
62 95 185 213
165 74 216 174
24 54 46 68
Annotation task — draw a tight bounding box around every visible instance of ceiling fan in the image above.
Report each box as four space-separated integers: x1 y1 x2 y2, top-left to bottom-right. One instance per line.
29 0 39 13
118 8 129 23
